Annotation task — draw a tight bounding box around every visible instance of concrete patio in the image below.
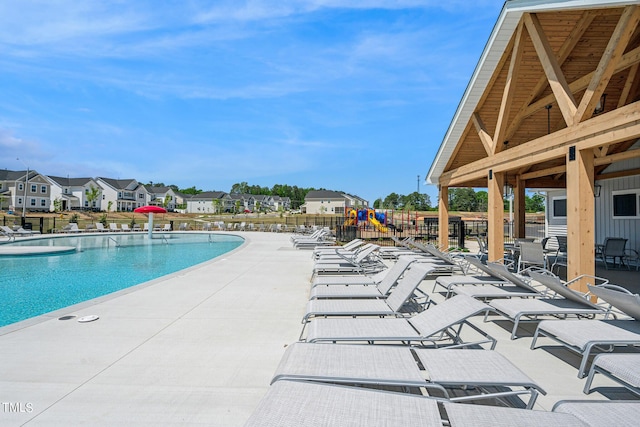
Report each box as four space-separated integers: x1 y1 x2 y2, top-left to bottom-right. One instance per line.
0 233 637 425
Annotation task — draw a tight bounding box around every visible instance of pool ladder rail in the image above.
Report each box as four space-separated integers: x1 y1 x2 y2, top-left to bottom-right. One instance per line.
107 237 120 248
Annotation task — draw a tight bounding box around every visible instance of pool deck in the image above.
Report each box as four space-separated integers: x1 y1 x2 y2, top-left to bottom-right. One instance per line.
0 233 637 425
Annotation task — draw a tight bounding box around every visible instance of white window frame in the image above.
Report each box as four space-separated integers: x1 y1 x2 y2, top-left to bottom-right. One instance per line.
612 189 640 219
551 196 567 219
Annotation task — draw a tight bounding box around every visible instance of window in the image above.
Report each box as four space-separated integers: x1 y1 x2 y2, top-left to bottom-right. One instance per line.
18 183 23 191
30 198 36 206
18 197 22 205
31 184 37 193
551 197 566 218
612 190 640 219
139 193 144 199
64 188 69 194
41 199 46 207
41 185 46 194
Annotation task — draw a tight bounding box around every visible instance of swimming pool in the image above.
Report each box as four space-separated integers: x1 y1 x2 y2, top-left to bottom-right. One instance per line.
0 233 244 327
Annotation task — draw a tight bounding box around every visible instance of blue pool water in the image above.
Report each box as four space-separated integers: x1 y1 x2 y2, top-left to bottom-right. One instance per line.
0 233 244 327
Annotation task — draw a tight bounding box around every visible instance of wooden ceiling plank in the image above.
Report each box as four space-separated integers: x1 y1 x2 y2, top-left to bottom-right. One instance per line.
618 63 639 107
493 22 525 154
597 167 640 180
574 6 640 123
593 147 640 166
524 45 640 119
524 13 578 127
505 11 596 139
440 102 640 186
471 113 494 155
521 165 567 180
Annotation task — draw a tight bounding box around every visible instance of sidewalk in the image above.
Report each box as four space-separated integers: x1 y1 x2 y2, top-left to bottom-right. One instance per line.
0 232 312 426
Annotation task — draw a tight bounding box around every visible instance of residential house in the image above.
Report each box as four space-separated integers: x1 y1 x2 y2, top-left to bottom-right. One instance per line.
47 176 103 211
185 191 232 214
229 193 250 213
271 196 292 212
249 194 272 212
148 186 178 211
302 190 366 215
96 177 150 212
0 169 51 213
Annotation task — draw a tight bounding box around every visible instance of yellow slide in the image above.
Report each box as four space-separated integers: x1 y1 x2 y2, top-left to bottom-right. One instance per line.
367 210 388 232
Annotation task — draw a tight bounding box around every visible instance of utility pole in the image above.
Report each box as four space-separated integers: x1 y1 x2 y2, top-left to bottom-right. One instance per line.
417 175 420 194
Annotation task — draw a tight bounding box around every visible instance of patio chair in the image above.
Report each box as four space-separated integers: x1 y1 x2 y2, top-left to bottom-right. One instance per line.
272 343 545 408
94 223 107 232
109 223 120 232
62 223 80 233
517 241 547 272
303 263 435 322
405 241 465 273
244 380 443 427
448 262 541 300
550 235 568 274
444 400 638 427
531 284 640 377
312 239 365 258
488 271 610 339
120 224 131 232
159 224 171 231
596 237 628 269
432 256 509 297
311 244 385 277
303 294 496 349
310 255 426 299
0 225 32 237
552 400 640 426
313 241 372 262
583 353 640 396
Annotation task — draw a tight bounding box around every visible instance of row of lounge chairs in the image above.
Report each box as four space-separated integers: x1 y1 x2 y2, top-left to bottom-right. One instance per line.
244 238 640 426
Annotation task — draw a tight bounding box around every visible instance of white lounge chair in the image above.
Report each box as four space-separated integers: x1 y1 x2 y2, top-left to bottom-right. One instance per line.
303 263 434 322
531 284 640 377
109 223 120 232
272 343 545 408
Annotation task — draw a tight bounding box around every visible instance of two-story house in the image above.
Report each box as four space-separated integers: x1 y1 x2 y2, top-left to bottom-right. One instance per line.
185 191 233 214
0 169 51 213
96 177 150 212
47 176 103 211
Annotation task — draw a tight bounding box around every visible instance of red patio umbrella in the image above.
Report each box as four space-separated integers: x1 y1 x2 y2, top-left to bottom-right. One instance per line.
134 206 168 238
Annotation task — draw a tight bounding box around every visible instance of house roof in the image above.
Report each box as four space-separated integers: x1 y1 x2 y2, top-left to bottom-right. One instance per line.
48 176 98 187
305 190 346 200
188 191 228 201
0 169 38 182
426 0 640 189
97 177 140 191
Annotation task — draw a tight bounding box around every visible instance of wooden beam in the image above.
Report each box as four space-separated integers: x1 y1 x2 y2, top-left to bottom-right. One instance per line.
566 147 595 292
524 45 640 120
506 11 596 140
520 165 567 180
438 186 449 251
618 63 639 108
471 113 494 155
524 13 578 127
439 102 640 186
597 167 640 180
594 147 640 166
493 22 524 154
514 177 526 239
487 171 504 262
574 6 640 123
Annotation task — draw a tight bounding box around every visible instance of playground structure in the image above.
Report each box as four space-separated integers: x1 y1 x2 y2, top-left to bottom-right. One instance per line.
344 209 388 232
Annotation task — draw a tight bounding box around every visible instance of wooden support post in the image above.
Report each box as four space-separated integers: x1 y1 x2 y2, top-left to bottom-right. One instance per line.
438 186 449 251
487 170 505 262
514 176 526 238
566 146 595 292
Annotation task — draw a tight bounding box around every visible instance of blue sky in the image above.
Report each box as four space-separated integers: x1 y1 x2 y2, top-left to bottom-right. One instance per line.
0 0 502 206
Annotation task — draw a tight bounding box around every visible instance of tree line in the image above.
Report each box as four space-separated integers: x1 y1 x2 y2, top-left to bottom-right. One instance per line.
148 182 545 213
373 188 545 213
146 181 324 209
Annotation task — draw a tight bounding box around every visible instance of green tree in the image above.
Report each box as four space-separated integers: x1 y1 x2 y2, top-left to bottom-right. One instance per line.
86 185 100 212
180 186 202 195
525 193 545 212
212 199 222 214
234 200 242 214
373 198 383 209
383 193 401 209
230 182 249 194
449 188 478 211
475 190 488 212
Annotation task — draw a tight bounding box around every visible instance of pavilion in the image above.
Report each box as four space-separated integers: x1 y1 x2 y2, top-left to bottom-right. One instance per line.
427 0 640 292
